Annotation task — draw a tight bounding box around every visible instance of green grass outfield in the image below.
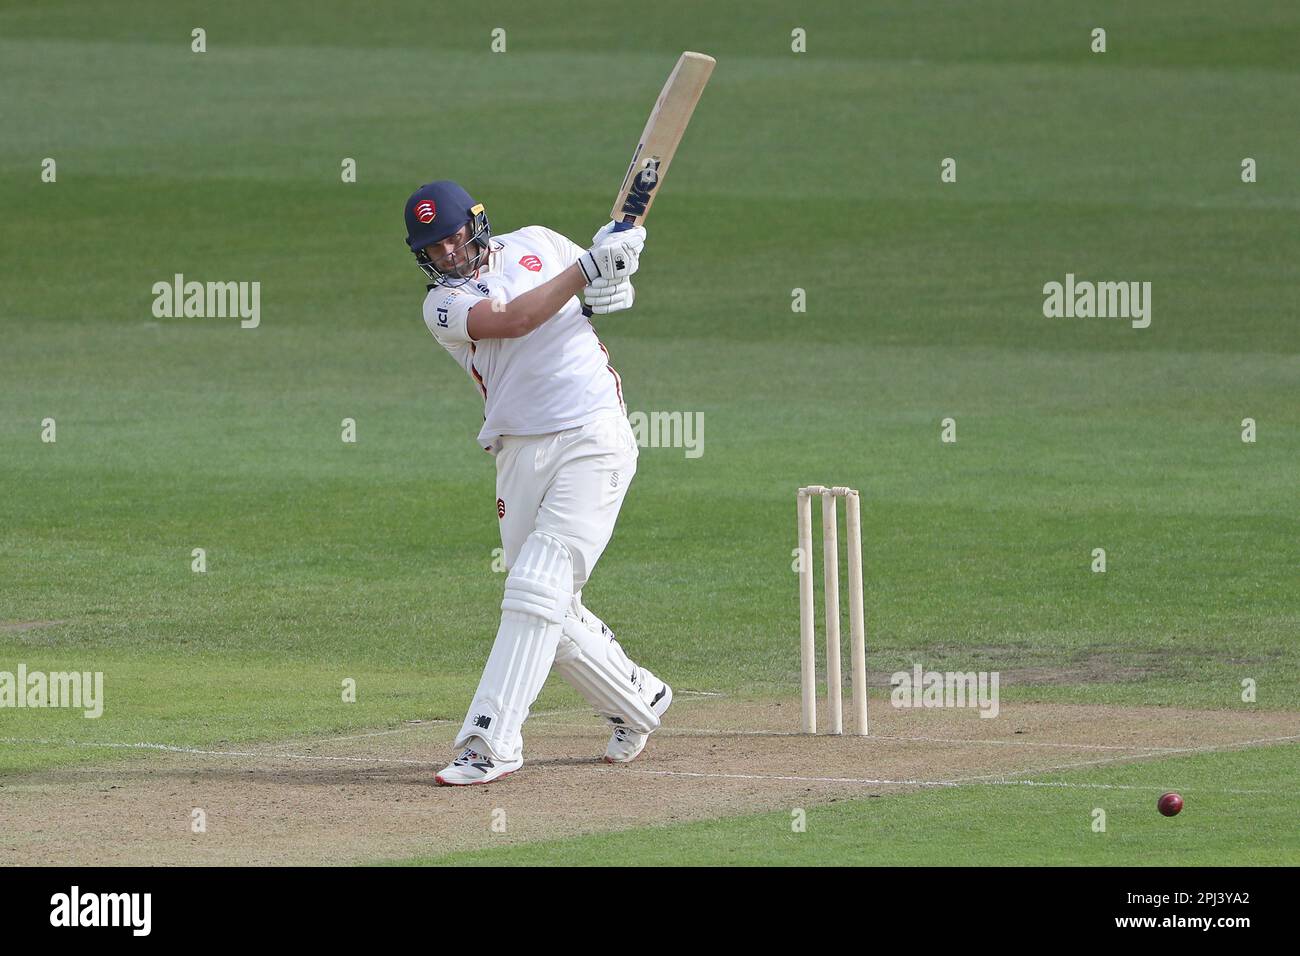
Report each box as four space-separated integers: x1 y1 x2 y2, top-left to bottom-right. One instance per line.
1 1 1296 862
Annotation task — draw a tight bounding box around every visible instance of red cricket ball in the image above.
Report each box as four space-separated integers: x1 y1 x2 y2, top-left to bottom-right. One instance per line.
1158 792 1184 816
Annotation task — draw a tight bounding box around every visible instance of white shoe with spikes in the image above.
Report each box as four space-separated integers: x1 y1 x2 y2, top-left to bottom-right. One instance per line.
435 743 523 786
603 681 672 764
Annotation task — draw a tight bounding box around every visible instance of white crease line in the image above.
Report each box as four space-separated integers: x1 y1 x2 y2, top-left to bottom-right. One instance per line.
865 732 1175 752
290 721 455 745
0 737 429 765
605 767 1269 795
958 733 1300 783
980 778 1267 795
613 768 964 787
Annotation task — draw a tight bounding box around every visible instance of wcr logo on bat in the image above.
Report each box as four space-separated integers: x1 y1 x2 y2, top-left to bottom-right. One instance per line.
619 158 661 217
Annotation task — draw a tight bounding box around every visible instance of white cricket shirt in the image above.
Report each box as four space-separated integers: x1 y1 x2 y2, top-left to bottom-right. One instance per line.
422 225 625 450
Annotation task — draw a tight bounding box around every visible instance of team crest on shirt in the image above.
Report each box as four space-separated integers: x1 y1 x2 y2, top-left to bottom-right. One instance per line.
414 199 436 223
519 254 542 272
476 282 491 295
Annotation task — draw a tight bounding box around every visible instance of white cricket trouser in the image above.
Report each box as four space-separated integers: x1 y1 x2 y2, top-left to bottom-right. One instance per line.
495 412 638 589
453 412 661 761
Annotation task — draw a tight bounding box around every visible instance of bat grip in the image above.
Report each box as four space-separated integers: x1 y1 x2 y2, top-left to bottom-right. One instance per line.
581 219 638 315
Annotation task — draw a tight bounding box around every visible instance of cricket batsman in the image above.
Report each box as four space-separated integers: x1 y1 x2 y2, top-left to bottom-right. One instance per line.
405 181 672 785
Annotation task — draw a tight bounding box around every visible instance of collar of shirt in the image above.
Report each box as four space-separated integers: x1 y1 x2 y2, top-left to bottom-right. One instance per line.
476 240 505 278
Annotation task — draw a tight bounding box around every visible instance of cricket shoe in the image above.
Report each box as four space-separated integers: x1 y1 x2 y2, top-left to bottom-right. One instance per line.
435 745 522 786
603 680 673 764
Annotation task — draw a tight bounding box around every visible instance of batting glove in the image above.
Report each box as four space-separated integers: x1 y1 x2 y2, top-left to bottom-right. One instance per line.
583 276 636 315
578 225 645 283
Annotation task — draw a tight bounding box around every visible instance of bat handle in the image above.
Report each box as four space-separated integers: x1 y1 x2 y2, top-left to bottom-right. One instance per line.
580 218 639 315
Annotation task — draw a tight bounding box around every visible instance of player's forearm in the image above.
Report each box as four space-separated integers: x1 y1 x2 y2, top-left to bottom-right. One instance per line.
470 264 585 340
513 263 587 334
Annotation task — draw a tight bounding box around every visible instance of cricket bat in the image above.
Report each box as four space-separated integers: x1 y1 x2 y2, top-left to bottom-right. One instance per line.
582 51 715 315
608 51 715 229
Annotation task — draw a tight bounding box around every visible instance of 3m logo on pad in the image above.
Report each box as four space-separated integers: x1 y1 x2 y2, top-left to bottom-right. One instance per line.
415 200 437 223
519 254 542 272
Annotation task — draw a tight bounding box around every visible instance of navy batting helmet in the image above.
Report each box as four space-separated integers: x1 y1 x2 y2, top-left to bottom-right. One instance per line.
404 181 491 285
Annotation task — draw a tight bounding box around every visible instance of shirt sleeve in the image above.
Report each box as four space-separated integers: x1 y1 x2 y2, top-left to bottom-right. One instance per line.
423 285 480 347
